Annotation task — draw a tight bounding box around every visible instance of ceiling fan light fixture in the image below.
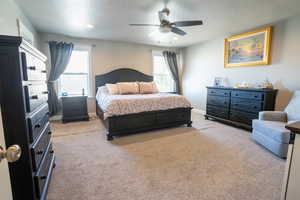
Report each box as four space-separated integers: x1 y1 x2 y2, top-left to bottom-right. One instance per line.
159 26 171 33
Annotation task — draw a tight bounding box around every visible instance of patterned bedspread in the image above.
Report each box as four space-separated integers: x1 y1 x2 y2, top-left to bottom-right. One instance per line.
96 87 191 119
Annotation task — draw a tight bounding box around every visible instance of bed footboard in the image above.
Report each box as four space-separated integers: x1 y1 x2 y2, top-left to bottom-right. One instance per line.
97 107 192 140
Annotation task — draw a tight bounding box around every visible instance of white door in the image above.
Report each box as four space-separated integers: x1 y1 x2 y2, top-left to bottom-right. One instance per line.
0 109 13 200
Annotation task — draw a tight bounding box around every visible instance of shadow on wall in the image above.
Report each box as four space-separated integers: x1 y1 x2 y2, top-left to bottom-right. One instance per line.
274 80 293 111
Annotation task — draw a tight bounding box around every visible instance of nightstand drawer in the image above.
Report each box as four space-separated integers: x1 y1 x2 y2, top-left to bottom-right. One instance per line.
61 96 89 123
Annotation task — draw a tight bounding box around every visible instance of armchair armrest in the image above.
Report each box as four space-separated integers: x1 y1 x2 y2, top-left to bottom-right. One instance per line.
259 111 287 122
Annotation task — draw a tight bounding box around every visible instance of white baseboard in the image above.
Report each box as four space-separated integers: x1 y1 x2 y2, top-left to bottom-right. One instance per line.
192 108 206 115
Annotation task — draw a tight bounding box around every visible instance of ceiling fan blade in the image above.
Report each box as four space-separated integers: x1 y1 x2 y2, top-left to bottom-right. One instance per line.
172 20 203 27
171 27 186 36
129 24 160 27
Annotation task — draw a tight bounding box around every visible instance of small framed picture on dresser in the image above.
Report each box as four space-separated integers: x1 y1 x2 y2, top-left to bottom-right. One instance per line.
213 77 224 87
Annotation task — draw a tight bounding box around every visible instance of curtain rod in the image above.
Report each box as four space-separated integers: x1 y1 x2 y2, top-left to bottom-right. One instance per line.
44 41 96 47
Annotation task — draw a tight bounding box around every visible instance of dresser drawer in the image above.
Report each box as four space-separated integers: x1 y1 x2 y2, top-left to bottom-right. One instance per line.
21 52 47 81
231 91 264 100
31 124 51 171
229 110 258 125
206 105 229 119
24 84 48 112
207 95 230 108
208 88 230 97
34 142 55 198
231 98 262 113
28 104 50 143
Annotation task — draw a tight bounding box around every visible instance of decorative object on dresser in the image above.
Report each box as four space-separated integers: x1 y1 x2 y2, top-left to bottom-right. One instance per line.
61 96 89 123
281 122 300 200
205 86 278 130
252 90 300 158
95 68 192 141
0 35 55 200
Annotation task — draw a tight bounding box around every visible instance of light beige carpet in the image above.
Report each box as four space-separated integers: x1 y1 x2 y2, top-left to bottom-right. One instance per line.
48 113 285 200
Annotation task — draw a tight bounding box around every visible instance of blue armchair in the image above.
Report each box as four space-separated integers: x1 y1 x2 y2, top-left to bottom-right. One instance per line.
252 91 300 158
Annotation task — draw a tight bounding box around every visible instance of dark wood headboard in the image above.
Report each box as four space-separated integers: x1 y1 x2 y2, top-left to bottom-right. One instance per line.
95 68 153 91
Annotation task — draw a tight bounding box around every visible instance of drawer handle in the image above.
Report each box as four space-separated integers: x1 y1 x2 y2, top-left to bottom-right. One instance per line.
48 131 52 135
254 95 258 98
254 106 257 109
34 124 41 129
224 101 227 104
235 94 239 96
30 95 39 100
224 93 227 95
40 176 47 180
42 91 49 94
46 112 50 115
37 151 43 155
50 150 54 154
41 70 47 73
234 104 239 106
28 66 36 70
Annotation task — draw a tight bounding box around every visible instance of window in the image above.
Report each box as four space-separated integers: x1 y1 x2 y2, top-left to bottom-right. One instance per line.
153 53 175 92
59 49 90 96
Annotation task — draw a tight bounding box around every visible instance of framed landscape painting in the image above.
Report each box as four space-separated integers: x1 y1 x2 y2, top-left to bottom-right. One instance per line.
224 27 272 68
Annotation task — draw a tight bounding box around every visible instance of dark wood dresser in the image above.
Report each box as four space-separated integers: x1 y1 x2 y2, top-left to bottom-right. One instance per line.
62 96 89 123
0 35 55 200
205 86 277 129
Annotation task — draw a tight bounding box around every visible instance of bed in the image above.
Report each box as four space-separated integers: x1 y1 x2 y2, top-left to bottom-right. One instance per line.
95 68 193 140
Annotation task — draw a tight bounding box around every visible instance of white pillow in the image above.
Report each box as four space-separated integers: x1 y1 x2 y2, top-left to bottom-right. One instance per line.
117 82 139 94
106 84 119 95
139 82 159 94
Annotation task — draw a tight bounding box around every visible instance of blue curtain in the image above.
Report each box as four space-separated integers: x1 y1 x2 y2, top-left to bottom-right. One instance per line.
47 41 74 115
163 51 180 94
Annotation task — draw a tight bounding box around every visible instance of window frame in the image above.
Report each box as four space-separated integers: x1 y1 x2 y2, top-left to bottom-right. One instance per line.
58 46 92 97
152 50 175 93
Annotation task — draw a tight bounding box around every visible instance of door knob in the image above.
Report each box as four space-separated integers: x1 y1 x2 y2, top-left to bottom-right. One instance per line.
0 145 22 163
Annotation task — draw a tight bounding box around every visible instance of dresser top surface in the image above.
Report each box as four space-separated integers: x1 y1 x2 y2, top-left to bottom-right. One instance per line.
207 86 278 92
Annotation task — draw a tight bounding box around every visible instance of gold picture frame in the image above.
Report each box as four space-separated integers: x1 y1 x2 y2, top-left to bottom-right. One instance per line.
224 27 272 68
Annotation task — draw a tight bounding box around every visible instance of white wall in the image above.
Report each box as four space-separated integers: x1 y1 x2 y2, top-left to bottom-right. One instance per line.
0 0 39 47
182 15 300 111
39 33 177 113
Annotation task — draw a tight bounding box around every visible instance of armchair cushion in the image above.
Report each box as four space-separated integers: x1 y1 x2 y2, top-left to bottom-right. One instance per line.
285 91 300 122
259 111 287 122
252 120 291 143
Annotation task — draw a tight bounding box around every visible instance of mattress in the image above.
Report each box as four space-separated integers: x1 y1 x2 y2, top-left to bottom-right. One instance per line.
96 86 191 119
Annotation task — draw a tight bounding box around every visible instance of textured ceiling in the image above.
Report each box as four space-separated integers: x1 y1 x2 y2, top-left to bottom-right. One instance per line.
15 0 300 47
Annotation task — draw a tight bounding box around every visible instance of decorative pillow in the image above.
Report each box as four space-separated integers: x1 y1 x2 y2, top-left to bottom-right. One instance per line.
106 84 119 95
117 82 139 94
139 82 159 94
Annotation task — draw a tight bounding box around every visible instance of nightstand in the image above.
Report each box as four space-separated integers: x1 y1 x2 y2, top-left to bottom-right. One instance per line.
61 96 89 123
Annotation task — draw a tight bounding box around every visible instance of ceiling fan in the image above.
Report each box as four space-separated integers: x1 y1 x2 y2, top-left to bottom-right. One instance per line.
129 7 203 36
